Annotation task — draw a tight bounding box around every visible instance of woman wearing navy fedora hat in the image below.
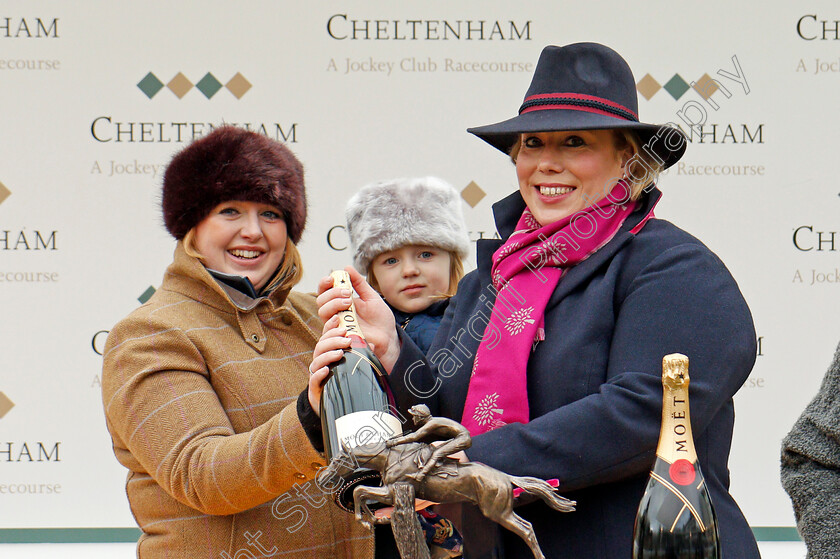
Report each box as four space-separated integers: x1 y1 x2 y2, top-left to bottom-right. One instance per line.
311 43 759 558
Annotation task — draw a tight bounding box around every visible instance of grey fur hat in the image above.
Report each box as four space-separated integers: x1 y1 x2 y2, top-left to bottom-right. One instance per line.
346 176 470 274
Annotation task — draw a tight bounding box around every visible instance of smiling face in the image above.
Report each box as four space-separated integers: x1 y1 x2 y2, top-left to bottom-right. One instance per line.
369 245 452 314
193 200 287 290
515 129 632 226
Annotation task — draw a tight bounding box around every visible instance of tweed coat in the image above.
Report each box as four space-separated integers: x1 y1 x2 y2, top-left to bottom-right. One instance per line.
102 243 373 558
781 340 840 558
388 188 760 558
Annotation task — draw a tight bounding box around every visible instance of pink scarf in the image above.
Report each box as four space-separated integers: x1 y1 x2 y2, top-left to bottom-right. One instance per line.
461 181 641 435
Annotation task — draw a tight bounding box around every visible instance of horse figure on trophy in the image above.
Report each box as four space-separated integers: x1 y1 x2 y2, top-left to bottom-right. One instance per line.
319 405 575 559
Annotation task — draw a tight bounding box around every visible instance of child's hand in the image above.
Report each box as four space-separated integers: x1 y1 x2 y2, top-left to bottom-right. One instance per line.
315 266 400 369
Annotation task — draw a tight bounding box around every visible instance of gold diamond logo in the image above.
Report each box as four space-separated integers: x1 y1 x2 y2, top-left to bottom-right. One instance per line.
167 72 193 99
461 181 486 208
226 73 252 99
636 74 661 101
0 181 10 206
0 392 15 420
692 73 719 100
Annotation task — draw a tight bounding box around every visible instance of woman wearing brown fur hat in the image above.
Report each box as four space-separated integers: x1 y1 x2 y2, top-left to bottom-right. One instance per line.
101 126 373 558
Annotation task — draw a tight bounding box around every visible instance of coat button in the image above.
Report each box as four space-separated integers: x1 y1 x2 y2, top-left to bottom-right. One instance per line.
250 334 259 343
293 472 306 480
311 462 324 471
281 315 293 326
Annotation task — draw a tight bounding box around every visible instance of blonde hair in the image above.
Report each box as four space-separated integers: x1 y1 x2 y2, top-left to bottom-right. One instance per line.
613 130 663 199
367 249 465 299
508 129 663 201
183 229 303 292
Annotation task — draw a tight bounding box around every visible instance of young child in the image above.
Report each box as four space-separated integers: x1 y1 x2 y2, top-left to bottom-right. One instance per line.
345 176 470 558
345 176 470 354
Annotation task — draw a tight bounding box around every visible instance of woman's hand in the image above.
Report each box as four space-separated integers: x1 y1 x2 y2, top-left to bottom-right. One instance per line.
308 319 351 416
316 266 399 369
308 267 400 415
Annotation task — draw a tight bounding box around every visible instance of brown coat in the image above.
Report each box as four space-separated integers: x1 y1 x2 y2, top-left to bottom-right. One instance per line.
102 243 373 558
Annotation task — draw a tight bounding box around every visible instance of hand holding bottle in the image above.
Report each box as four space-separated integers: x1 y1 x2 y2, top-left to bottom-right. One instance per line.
316 266 399 360
310 267 400 415
308 322 352 416
316 270 404 512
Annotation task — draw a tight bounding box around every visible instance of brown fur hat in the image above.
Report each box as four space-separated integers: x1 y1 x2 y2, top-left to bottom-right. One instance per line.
162 125 306 242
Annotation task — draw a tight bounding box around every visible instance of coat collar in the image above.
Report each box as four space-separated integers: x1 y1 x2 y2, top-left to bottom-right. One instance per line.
388 298 449 323
477 186 662 299
165 242 290 312
160 242 298 354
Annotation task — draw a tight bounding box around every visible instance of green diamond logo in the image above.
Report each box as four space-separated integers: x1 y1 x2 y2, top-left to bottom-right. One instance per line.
138 286 156 304
138 72 164 99
196 72 223 99
663 74 690 100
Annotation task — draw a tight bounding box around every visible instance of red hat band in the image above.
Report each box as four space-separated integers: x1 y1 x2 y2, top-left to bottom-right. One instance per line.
519 93 639 122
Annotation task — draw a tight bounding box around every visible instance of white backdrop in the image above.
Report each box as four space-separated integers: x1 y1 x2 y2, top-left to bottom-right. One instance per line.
2 0 839 545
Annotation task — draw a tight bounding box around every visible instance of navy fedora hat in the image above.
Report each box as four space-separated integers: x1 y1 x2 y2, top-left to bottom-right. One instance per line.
467 42 686 169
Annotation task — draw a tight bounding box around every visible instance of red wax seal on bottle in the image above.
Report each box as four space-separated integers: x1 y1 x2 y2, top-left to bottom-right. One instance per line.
669 459 696 486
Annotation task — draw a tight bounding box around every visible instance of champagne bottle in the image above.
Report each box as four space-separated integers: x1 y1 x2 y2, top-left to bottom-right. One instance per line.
632 353 720 558
320 270 403 512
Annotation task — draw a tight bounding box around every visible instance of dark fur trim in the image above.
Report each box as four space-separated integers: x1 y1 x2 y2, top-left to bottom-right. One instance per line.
162 126 306 242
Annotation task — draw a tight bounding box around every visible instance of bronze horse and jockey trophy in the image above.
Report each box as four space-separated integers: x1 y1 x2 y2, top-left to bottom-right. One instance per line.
319 405 575 559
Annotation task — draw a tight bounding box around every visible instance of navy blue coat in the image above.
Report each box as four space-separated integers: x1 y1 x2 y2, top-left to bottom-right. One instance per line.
388 188 760 558
390 299 450 355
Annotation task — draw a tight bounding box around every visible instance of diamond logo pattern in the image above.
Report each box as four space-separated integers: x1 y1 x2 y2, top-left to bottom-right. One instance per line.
225 72 252 99
138 72 252 99
692 73 719 100
636 74 661 101
0 181 10 206
137 72 164 99
196 72 223 99
663 74 690 100
461 181 486 208
138 286 156 304
637 72 719 102
167 72 193 99
0 391 15 420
